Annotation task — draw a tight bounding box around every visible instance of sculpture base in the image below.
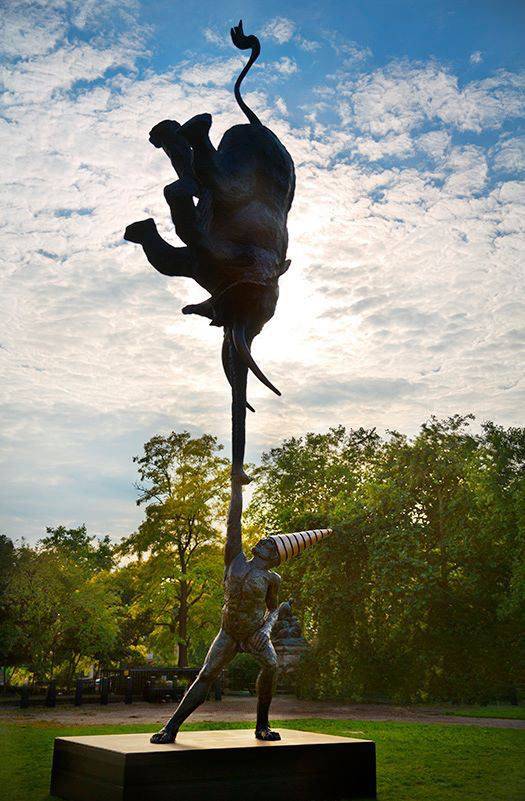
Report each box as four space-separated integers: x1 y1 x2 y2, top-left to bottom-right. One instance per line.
51 728 376 801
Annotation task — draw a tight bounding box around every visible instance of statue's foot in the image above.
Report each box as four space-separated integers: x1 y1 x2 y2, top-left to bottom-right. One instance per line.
149 119 181 148
182 300 214 320
255 726 281 741
164 176 200 202
232 468 253 485
178 113 212 145
124 218 156 244
150 727 177 744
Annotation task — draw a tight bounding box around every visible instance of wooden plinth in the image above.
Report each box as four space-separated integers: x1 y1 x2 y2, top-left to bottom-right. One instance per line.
51 728 376 801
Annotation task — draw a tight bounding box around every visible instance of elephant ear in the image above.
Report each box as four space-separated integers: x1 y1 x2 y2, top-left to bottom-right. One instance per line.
278 259 291 276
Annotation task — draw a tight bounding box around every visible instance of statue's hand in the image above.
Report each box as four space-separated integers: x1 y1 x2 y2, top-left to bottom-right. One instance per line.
249 626 271 652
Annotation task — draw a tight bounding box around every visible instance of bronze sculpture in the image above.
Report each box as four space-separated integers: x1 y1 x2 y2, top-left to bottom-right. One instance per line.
147 526 331 744
125 20 332 744
125 20 294 485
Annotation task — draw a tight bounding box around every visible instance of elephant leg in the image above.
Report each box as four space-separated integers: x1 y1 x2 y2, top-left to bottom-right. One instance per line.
149 119 199 188
163 181 250 274
182 298 214 320
178 114 217 184
163 178 202 246
178 114 248 201
154 114 252 204
124 218 195 278
228 332 252 484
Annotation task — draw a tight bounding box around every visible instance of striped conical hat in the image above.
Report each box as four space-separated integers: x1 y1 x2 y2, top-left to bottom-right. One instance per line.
270 528 333 564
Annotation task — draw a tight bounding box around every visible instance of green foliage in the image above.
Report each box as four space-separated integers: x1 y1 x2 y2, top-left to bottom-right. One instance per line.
118 431 230 666
251 416 525 703
2 543 119 682
2 417 523 701
0 535 17 667
227 652 260 692
40 525 115 573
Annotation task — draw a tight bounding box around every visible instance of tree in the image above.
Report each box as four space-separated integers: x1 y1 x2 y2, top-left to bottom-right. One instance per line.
250 417 525 703
0 535 17 683
2 542 119 683
121 432 229 667
40 524 114 573
249 425 382 698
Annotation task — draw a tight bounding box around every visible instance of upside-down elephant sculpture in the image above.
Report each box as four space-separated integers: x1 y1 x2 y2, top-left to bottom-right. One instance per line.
124 20 295 484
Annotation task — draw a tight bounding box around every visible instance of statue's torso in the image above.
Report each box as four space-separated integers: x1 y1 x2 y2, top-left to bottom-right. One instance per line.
221 553 273 642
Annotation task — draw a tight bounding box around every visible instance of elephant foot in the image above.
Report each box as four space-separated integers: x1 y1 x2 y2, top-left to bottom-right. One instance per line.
149 119 181 148
164 176 200 202
124 218 156 244
255 726 281 741
150 727 177 744
182 300 214 320
178 113 212 146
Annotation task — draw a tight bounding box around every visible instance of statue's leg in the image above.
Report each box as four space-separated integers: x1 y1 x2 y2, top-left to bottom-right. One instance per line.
177 114 219 187
178 114 253 202
149 120 197 185
163 179 251 270
124 218 195 277
150 629 237 744
227 334 251 484
163 178 202 246
249 639 280 740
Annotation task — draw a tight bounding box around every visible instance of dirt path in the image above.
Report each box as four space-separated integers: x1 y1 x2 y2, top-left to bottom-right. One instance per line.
1 695 523 729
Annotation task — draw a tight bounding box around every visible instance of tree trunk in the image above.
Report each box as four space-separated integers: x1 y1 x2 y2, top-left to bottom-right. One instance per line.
177 578 189 667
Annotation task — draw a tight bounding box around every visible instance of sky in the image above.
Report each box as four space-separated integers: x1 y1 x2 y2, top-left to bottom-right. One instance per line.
1 0 524 544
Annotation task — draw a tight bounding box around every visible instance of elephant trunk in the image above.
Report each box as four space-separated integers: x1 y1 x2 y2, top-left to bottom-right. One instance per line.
228 331 252 484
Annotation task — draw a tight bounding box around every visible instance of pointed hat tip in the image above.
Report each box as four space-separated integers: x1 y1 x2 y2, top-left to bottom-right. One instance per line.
270 528 333 563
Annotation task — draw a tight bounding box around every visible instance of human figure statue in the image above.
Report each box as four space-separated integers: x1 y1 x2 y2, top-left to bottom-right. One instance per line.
149 495 332 743
124 20 295 485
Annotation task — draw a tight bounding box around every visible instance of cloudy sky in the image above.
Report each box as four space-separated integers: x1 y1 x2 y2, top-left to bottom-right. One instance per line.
1 0 524 544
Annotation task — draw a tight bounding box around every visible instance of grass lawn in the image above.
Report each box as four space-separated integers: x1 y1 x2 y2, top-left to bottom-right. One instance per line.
438 705 525 721
1 718 523 801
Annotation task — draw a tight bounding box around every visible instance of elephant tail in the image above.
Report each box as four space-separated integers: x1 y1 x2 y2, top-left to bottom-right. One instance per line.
232 322 281 396
230 20 262 126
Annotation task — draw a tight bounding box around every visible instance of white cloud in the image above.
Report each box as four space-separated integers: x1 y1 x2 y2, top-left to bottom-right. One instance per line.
0 4 65 58
272 57 299 77
178 57 243 86
261 17 296 44
354 132 413 161
470 51 483 65
339 42 372 66
1 2 524 544
326 31 372 66
0 41 141 104
297 37 321 53
260 17 321 53
203 27 228 48
335 61 525 135
417 130 451 160
492 136 525 174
